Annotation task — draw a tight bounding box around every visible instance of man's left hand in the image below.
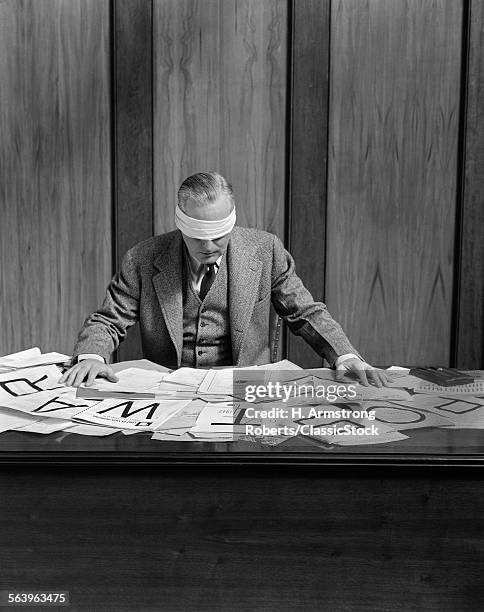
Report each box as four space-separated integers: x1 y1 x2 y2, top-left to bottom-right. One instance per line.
335 357 392 387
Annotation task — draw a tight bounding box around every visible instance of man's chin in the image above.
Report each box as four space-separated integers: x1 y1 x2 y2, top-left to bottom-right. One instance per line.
199 253 219 263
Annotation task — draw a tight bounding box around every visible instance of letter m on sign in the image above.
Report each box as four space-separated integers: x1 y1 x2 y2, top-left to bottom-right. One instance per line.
97 401 161 420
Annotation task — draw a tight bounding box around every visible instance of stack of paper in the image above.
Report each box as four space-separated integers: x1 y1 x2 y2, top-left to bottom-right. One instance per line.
0 347 70 371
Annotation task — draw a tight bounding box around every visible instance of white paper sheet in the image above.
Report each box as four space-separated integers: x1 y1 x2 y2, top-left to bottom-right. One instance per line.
0 365 64 403
161 367 209 389
0 388 96 420
15 417 73 434
257 360 302 370
0 348 70 369
76 397 192 430
82 368 165 393
154 402 204 433
360 400 454 430
0 407 42 433
413 381 484 395
189 402 238 439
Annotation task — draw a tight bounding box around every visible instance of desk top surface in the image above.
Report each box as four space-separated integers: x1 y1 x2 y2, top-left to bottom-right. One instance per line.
1 360 483 466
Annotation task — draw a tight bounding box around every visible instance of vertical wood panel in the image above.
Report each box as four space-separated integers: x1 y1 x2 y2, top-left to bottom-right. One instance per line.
0 0 112 357
456 0 484 369
326 0 462 366
114 0 153 362
153 0 287 238
286 0 331 368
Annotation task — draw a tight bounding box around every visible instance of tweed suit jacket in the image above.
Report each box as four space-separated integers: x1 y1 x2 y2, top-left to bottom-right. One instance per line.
73 227 359 369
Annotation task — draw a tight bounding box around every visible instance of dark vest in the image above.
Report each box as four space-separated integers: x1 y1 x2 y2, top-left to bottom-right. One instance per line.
181 252 232 367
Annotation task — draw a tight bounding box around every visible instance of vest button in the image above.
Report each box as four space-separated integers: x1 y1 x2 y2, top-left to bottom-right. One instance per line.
200 321 208 327
197 350 204 356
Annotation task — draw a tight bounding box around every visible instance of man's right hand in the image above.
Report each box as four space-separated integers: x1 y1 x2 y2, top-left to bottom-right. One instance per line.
59 359 119 388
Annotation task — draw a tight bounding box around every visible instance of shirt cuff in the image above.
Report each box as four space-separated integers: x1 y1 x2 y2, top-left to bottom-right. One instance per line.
334 353 360 367
78 354 104 363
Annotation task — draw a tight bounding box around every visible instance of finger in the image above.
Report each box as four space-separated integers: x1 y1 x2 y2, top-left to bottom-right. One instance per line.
85 368 98 387
335 367 346 382
378 371 392 387
62 367 79 387
73 366 89 387
105 370 119 382
367 369 383 388
356 367 369 386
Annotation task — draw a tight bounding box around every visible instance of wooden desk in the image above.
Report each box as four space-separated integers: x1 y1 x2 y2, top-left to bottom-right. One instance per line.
0 365 483 610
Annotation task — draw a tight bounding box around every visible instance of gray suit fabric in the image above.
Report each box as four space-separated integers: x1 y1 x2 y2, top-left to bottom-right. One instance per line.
73 227 359 368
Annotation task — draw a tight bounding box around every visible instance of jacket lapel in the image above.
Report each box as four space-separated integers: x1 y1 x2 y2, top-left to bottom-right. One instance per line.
228 229 262 363
152 231 184 366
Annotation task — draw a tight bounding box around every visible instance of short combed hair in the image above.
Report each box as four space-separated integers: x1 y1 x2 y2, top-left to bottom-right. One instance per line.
178 171 234 210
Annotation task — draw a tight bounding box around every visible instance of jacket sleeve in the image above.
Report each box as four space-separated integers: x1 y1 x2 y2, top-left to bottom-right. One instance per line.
270 234 361 365
72 248 140 363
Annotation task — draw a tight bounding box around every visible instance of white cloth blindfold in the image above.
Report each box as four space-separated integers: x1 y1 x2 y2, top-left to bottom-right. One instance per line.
175 205 236 239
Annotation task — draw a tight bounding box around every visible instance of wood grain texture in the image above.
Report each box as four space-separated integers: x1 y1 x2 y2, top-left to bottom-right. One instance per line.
326 0 463 366
0 0 112 357
286 0 331 368
456 0 484 369
153 0 287 238
114 0 153 362
0 468 483 611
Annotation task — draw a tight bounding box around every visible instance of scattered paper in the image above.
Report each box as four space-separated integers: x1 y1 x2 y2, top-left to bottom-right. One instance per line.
76 397 192 430
258 360 302 370
161 367 208 389
0 407 42 433
1 388 96 420
361 400 454 430
190 402 238 439
413 381 484 395
82 368 165 393
0 348 70 369
15 417 73 434
0 365 64 403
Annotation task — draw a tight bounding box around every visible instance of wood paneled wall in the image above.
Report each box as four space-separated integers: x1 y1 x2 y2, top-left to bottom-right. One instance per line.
326 0 463 366
152 0 288 237
2 0 483 368
0 0 112 356
456 0 484 368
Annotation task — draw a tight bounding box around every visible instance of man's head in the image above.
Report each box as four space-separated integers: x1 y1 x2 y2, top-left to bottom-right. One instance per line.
176 172 235 265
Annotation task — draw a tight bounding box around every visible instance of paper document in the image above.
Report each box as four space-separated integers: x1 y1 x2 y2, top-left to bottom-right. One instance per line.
0 407 42 433
258 360 302 370
161 367 208 389
413 381 484 395
197 369 235 396
0 365 64 403
82 368 165 393
15 417 73 434
154 402 205 433
1 388 96 420
76 397 192 430
0 348 70 369
190 402 237 439
361 400 454 431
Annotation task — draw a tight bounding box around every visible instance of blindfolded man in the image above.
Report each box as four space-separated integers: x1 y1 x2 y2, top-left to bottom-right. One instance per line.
61 171 389 387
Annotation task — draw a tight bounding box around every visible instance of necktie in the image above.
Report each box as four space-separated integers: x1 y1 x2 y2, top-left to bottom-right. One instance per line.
199 263 216 300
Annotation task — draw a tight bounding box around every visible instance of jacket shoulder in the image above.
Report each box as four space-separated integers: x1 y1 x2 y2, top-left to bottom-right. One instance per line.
123 230 179 263
233 226 279 248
